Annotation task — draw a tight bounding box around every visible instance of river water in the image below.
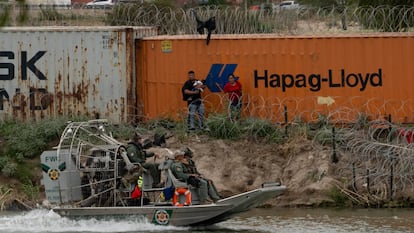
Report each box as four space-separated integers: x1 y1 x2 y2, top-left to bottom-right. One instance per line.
0 208 413 233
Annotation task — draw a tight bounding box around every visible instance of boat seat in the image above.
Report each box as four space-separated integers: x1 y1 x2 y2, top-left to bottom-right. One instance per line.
167 169 188 188
159 159 173 170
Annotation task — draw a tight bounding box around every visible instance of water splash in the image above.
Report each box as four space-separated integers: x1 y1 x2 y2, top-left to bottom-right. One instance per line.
0 209 186 233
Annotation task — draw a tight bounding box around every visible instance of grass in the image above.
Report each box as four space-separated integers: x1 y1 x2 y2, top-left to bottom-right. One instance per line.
20 179 40 202
0 185 13 211
327 186 350 206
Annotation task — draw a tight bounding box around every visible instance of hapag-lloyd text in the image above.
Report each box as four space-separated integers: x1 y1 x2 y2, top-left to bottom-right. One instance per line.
254 69 383 92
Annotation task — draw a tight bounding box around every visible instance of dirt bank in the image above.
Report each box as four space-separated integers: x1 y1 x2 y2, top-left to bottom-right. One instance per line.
149 134 337 207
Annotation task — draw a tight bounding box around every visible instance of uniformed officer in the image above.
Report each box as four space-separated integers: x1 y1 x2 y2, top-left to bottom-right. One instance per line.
171 150 212 205
126 133 162 188
183 147 221 201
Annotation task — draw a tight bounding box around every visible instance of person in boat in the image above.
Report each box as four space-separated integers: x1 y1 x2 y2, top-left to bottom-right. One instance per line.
126 133 163 188
171 150 219 204
183 147 221 200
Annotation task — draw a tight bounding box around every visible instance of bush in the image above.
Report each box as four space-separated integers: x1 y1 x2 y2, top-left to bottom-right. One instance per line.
0 117 68 159
206 113 242 139
242 117 284 143
21 179 40 201
1 160 17 177
327 186 349 206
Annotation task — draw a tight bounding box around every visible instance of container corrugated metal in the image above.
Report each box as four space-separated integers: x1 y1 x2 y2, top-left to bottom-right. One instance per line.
137 34 414 123
0 26 157 123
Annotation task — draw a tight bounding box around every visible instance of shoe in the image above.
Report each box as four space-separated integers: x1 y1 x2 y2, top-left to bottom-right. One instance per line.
212 198 220 203
187 128 196 132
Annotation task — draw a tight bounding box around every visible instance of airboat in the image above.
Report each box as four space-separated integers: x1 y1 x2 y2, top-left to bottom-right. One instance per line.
40 119 286 226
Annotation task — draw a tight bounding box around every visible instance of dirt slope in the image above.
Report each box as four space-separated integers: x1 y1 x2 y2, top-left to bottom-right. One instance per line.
150 135 336 207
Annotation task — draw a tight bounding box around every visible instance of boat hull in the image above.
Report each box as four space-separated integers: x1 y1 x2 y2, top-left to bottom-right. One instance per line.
53 185 286 226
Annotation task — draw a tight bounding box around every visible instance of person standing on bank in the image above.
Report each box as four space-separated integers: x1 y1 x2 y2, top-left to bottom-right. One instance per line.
223 73 242 122
126 133 162 188
182 70 206 131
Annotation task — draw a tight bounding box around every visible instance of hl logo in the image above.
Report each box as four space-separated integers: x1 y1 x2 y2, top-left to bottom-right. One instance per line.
204 64 238 92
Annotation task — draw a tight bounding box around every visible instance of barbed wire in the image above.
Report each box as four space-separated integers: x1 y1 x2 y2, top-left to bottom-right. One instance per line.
2 4 414 34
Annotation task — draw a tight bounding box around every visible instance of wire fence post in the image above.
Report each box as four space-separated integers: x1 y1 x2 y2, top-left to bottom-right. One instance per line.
366 169 370 194
332 127 338 163
352 162 357 192
387 115 394 201
284 105 288 137
389 158 394 201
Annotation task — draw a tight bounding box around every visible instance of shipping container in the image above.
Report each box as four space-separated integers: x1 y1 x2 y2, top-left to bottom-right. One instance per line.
0 26 157 123
136 34 414 123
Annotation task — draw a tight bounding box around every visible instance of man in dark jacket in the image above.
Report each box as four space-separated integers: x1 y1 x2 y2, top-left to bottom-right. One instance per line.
181 70 206 131
126 133 162 188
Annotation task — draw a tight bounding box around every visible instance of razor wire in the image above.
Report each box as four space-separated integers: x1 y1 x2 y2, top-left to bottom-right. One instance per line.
333 120 414 202
2 4 414 34
196 94 414 201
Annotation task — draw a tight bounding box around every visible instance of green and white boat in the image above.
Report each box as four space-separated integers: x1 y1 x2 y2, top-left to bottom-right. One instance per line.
41 119 286 226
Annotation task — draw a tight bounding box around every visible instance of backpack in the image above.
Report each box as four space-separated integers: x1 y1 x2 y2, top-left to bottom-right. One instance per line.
182 89 189 101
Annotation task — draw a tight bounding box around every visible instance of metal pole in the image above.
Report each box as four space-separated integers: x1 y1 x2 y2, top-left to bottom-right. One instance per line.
389 158 394 201
352 162 357 192
332 127 338 163
284 105 288 137
366 169 370 194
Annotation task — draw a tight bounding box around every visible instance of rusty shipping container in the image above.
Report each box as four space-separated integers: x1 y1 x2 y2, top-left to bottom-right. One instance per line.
137 34 414 123
0 26 157 123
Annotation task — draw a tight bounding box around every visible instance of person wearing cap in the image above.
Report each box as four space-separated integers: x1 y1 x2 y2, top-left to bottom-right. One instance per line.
170 150 214 205
181 70 207 131
126 133 162 188
182 148 221 201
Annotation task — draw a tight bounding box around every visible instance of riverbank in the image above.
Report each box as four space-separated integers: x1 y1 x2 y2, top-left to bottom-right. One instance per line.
1 129 413 211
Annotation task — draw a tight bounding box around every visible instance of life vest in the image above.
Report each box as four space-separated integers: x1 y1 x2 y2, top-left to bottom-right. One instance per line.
172 188 192 206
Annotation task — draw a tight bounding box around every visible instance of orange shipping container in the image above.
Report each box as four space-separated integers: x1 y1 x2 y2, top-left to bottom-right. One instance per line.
136 34 414 123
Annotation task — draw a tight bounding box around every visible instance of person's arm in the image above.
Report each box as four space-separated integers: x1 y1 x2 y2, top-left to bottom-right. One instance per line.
183 81 198 95
184 89 200 95
144 150 155 158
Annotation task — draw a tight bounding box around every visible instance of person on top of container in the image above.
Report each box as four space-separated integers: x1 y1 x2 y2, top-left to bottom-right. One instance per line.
126 133 163 188
181 70 207 131
223 73 242 122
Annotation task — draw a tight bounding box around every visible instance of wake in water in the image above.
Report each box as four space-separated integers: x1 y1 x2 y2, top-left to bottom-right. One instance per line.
0 209 188 233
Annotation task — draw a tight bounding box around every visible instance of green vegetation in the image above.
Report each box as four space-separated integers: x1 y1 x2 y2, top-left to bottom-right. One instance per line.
0 116 89 182
327 186 351 206
20 179 40 202
0 114 288 182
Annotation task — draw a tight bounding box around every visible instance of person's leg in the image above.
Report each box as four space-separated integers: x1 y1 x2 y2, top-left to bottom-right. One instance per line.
142 163 161 186
188 103 197 130
205 178 220 201
230 103 241 122
198 103 205 129
197 178 209 203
